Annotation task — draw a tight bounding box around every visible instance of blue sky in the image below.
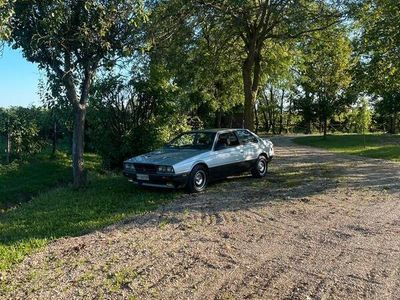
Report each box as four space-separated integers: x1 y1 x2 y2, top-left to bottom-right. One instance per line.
0 45 41 108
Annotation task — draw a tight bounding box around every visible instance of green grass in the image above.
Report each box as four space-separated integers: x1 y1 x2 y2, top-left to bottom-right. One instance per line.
293 134 400 162
0 172 174 271
0 145 176 272
0 151 101 210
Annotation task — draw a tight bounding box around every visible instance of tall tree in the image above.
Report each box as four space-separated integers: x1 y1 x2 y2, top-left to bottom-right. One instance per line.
148 2 243 127
258 41 296 134
6 0 146 187
0 0 11 52
356 97 372 133
354 0 400 133
194 0 343 131
296 26 353 137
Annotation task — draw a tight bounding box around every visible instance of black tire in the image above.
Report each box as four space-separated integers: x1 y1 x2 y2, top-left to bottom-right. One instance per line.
251 156 268 178
186 165 208 193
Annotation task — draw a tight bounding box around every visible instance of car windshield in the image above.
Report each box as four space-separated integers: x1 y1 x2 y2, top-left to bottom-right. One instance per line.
166 132 216 150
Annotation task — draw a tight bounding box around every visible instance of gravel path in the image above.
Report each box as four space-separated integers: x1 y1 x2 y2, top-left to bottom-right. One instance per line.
2 137 400 300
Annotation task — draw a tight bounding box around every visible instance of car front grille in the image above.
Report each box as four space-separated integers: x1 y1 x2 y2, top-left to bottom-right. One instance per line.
133 163 157 174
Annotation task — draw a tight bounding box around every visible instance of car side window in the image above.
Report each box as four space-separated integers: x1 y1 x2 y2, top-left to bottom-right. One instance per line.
236 130 258 145
215 132 240 150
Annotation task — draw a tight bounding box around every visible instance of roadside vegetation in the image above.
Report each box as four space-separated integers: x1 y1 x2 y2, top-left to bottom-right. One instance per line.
294 134 400 162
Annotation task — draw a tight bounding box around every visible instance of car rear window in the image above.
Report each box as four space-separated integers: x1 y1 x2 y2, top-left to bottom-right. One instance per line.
236 130 258 144
167 132 216 150
216 132 240 148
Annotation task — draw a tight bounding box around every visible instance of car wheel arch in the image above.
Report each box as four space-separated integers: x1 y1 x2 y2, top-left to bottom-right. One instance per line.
190 162 209 174
186 163 209 193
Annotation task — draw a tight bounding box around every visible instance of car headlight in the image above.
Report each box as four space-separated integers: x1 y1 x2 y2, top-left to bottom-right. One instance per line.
157 165 174 173
124 163 135 171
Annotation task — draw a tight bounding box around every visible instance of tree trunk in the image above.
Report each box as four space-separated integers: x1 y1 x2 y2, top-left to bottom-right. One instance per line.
287 97 293 133
242 49 262 131
388 113 395 134
72 105 87 188
279 91 285 134
323 117 328 138
61 53 95 189
269 87 276 134
307 120 312 134
255 106 259 134
261 111 268 132
215 110 222 128
243 57 255 131
52 120 57 156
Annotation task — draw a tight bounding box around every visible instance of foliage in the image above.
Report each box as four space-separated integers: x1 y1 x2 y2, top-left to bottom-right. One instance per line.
150 0 344 131
0 0 12 47
353 0 400 133
148 1 243 127
88 64 191 169
373 93 400 133
38 78 74 153
354 97 372 134
294 134 400 161
0 107 46 161
295 25 353 135
258 41 298 134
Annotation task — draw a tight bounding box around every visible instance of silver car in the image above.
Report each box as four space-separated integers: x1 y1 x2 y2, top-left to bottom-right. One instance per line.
123 129 274 193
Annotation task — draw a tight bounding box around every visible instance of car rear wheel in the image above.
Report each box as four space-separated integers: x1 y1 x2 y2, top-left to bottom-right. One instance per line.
186 165 208 193
251 156 268 178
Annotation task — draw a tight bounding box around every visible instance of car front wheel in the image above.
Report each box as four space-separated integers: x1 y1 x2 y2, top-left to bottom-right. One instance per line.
251 156 268 178
186 165 208 193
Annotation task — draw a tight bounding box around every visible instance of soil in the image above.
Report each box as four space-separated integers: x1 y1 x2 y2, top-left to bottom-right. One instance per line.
2 137 400 300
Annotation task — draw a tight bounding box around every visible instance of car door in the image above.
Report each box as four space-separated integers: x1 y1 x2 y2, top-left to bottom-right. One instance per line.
207 132 243 179
236 129 260 169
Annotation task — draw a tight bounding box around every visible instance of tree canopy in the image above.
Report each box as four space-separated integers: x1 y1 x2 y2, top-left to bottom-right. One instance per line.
6 0 147 187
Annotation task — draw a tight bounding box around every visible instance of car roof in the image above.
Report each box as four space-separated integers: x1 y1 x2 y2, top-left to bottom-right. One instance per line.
189 128 245 134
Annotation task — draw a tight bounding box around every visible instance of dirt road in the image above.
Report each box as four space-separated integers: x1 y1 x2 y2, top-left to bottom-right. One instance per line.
2 137 400 299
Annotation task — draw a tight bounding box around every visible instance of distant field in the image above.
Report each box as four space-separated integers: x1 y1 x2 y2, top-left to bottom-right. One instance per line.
293 134 400 162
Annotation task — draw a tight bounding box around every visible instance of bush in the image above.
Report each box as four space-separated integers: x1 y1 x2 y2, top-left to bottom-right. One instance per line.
0 107 47 162
88 75 192 169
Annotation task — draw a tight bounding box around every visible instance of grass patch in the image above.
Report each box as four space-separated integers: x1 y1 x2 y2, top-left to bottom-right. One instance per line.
106 268 138 292
0 152 72 210
293 134 400 162
0 151 101 210
0 173 174 271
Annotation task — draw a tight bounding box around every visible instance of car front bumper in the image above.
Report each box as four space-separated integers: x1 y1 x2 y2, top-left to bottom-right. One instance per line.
123 171 189 189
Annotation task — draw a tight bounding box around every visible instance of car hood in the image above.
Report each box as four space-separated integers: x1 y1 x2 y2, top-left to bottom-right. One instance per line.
126 148 209 166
